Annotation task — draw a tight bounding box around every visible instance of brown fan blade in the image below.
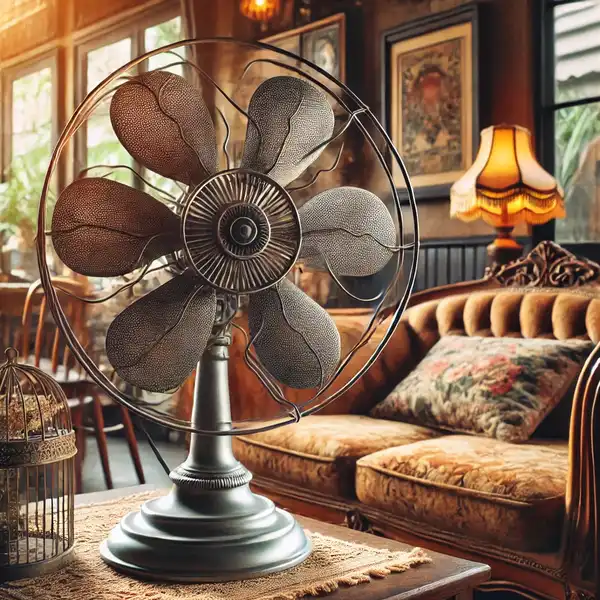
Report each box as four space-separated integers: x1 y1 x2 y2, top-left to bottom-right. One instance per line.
51 177 181 277
106 274 217 393
299 187 397 277
241 76 334 187
110 71 217 185
248 278 340 389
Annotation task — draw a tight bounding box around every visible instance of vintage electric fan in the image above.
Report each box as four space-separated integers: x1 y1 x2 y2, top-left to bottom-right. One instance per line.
37 39 418 581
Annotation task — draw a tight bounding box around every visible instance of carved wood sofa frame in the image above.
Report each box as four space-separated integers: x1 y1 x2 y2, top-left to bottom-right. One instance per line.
246 241 599 600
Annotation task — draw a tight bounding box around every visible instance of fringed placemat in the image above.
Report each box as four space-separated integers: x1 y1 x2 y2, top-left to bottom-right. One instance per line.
4 490 430 600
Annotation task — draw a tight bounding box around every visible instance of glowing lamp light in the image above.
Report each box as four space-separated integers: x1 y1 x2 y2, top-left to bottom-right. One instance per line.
239 0 280 25
450 125 565 264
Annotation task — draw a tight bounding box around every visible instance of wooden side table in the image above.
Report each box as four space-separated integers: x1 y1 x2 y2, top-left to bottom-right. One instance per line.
73 486 490 600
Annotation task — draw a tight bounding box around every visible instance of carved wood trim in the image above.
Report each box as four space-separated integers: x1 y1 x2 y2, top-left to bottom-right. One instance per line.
344 508 374 534
564 344 600 599
565 588 596 600
478 580 559 600
486 241 600 288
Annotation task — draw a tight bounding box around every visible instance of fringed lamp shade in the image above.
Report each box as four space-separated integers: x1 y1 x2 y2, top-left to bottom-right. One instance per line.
239 0 280 23
450 125 565 227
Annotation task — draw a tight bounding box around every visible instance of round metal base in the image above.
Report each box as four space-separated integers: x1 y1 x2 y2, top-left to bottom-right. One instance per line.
0 543 74 581
99 486 311 582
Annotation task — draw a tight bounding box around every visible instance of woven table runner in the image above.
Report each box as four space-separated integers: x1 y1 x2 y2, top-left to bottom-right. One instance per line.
3 490 430 600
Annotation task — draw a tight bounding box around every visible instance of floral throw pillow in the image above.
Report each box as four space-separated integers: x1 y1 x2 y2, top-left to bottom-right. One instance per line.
369 336 593 442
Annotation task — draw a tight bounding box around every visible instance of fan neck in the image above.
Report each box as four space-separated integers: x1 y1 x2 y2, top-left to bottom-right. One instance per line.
169 330 252 494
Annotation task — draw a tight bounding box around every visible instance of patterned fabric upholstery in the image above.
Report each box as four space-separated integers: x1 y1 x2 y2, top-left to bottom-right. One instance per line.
370 335 592 442
356 435 568 551
233 415 440 497
229 288 600 424
226 285 600 558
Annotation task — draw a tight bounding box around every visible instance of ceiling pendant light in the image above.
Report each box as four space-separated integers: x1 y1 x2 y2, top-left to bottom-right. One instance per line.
240 0 281 30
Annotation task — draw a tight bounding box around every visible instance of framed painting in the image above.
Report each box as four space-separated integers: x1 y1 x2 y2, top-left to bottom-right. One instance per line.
263 13 346 83
383 5 479 200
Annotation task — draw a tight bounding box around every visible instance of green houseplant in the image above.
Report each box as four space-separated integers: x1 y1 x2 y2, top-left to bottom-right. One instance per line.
0 153 55 278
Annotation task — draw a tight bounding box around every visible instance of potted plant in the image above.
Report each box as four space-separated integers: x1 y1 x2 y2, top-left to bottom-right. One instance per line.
0 153 56 280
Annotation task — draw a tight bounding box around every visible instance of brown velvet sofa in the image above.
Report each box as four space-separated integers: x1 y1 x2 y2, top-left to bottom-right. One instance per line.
229 242 600 600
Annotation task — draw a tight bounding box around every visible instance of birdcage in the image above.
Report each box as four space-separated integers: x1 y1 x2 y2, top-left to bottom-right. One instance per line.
0 347 76 580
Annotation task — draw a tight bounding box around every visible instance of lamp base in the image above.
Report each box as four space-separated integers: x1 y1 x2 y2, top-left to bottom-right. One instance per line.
487 226 523 266
100 329 311 582
100 477 310 582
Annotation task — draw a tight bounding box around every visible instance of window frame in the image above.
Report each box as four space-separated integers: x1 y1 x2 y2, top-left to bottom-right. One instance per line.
534 0 600 248
72 1 181 177
0 49 59 185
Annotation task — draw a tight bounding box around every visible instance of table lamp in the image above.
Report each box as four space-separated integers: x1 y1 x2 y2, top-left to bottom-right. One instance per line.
450 125 565 265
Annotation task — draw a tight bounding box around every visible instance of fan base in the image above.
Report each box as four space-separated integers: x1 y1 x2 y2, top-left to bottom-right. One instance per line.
99 485 311 582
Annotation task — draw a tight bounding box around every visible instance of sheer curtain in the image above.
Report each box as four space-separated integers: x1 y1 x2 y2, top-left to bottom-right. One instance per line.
180 0 197 38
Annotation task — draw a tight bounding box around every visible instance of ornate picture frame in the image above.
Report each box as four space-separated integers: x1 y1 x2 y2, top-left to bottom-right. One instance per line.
382 5 479 201
264 13 346 83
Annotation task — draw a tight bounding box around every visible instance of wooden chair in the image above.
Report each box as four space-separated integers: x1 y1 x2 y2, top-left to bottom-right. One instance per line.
0 281 33 350
21 278 145 492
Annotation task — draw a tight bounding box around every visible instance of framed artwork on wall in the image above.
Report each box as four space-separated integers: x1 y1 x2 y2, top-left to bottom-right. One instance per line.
227 14 346 164
382 5 479 201
263 13 346 83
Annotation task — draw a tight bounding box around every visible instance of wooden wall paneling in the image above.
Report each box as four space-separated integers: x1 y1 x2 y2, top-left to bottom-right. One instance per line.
71 0 180 183
73 0 167 32
0 0 59 63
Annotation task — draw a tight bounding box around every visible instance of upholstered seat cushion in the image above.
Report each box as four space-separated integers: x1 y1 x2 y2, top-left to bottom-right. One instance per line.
356 435 568 551
233 415 440 497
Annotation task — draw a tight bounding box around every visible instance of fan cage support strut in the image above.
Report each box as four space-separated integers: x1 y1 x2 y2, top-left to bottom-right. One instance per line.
99 328 311 582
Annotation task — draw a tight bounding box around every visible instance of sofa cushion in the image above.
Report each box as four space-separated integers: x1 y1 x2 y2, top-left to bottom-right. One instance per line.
356 435 567 551
233 415 440 497
370 335 592 442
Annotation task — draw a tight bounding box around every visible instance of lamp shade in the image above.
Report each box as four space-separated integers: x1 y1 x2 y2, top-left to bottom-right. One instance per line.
239 0 280 23
450 125 565 227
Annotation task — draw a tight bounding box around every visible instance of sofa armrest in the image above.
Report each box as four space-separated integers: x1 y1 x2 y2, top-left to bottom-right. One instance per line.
228 310 419 423
564 343 600 597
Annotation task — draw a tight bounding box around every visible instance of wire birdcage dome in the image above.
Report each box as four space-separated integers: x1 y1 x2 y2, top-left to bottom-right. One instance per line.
0 347 76 580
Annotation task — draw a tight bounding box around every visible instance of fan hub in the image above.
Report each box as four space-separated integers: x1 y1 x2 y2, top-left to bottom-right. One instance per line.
230 218 257 245
216 203 270 258
182 169 301 294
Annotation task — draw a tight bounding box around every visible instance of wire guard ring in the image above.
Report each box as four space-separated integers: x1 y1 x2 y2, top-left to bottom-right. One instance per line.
182 169 301 294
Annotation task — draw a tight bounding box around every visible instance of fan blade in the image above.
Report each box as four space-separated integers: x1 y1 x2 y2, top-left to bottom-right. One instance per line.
241 76 334 187
299 187 397 277
110 71 217 185
51 177 181 277
106 274 216 393
248 278 340 389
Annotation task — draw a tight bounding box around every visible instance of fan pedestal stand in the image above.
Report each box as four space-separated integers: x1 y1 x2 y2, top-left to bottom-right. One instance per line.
100 329 311 582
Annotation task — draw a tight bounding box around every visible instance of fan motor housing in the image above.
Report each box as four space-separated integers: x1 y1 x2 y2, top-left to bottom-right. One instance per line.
217 203 271 258
182 169 301 295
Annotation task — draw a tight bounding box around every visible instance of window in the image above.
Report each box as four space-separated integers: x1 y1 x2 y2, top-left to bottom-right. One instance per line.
76 13 183 191
85 38 134 185
539 0 600 244
0 56 55 241
142 16 184 198
0 3 182 280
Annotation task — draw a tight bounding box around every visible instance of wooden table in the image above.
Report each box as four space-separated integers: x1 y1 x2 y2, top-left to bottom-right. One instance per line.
74 485 490 600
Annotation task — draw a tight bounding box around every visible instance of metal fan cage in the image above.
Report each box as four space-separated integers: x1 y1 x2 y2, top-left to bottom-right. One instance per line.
0 348 76 579
37 37 419 436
